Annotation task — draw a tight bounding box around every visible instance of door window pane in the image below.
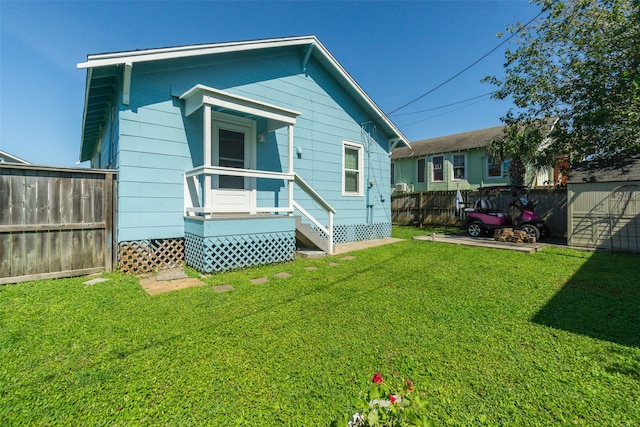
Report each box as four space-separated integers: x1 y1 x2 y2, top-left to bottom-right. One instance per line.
219 129 245 189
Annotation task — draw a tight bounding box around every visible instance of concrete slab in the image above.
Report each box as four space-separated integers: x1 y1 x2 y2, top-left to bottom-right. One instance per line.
250 277 269 285
328 262 340 266
341 256 356 261
296 249 326 259
413 234 546 253
305 266 318 271
157 268 189 281
333 237 403 255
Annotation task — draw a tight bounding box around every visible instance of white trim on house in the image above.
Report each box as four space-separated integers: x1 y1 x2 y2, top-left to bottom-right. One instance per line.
342 140 364 197
451 153 467 181
431 154 444 182
485 154 504 180
0 150 31 165
180 84 300 131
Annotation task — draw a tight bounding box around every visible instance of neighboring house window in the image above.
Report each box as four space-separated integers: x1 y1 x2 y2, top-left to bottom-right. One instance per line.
452 154 466 180
390 162 395 185
432 155 444 182
487 155 503 178
417 158 426 183
343 141 363 195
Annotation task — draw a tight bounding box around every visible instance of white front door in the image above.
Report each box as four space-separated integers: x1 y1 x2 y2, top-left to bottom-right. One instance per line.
211 114 256 213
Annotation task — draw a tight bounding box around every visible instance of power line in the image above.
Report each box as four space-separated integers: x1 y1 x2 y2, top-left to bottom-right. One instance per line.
385 8 546 117
398 97 493 128
390 92 495 117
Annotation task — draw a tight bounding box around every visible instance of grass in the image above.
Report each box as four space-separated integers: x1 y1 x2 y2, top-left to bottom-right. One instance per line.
1 226 639 426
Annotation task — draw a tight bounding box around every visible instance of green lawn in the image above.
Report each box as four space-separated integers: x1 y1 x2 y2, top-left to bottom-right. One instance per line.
1 226 639 426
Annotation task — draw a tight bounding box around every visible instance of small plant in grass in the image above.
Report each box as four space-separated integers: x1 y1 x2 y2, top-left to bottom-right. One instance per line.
334 372 434 427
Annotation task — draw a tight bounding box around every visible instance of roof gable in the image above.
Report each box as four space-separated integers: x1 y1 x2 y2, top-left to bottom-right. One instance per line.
77 36 407 162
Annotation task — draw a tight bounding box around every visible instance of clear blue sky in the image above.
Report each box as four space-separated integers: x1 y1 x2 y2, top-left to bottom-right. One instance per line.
0 0 539 167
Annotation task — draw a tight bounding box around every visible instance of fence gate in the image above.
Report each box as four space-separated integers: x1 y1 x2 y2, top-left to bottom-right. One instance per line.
608 184 640 251
0 164 117 285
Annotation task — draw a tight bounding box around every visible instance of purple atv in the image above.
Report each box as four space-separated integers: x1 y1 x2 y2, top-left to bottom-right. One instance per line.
464 186 550 240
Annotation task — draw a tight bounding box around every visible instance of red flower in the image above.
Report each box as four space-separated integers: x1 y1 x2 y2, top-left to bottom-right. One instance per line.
389 394 397 404
405 380 414 392
372 372 383 384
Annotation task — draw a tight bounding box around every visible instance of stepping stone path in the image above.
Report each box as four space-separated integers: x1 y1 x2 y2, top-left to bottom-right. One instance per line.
139 267 207 295
273 272 292 279
140 254 358 294
213 284 234 293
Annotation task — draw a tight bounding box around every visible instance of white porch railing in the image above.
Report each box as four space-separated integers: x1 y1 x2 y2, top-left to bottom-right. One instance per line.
184 166 336 253
293 173 336 254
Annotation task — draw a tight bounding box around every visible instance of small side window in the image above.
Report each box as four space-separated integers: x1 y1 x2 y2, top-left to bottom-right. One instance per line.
432 155 444 182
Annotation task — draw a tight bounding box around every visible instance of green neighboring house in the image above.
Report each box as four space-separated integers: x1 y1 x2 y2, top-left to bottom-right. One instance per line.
391 124 555 193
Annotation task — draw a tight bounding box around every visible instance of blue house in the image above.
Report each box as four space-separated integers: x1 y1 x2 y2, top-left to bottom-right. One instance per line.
77 36 408 273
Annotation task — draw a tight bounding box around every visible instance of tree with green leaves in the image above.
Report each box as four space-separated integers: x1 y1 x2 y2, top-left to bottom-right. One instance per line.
484 0 640 172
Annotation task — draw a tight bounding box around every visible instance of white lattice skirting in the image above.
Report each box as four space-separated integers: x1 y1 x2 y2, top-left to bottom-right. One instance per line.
185 231 296 273
313 222 392 245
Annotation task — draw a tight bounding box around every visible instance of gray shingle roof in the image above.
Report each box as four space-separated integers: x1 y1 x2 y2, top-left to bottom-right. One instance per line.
391 125 507 160
393 118 559 160
567 157 640 184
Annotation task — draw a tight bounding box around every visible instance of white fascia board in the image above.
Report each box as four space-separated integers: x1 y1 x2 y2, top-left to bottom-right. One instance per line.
77 36 315 69
79 67 94 161
180 84 301 125
311 40 409 147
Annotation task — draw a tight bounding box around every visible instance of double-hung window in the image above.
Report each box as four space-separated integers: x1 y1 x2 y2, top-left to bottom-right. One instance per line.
486 155 503 179
432 155 444 182
452 154 466 180
343 141 364 196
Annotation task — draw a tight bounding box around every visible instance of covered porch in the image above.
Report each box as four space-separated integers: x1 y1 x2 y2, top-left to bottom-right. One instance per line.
180 85 336 271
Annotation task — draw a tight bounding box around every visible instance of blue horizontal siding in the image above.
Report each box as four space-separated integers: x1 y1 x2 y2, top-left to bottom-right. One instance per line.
109 46 392 242
119 224 185 241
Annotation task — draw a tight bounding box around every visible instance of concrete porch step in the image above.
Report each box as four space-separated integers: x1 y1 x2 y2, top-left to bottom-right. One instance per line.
295 248 327 259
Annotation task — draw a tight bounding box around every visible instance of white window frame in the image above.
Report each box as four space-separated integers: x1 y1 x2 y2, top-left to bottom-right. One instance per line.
342 140 364 196
431 155 444 182
486 154 503 179
451 153 467 181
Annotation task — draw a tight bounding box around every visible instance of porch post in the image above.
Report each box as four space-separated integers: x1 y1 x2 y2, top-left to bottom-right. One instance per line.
287 124 294 213
203 104 212 213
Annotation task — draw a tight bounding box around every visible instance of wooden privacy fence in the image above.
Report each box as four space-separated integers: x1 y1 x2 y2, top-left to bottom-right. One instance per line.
391 188 568 236
0 164 117 284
